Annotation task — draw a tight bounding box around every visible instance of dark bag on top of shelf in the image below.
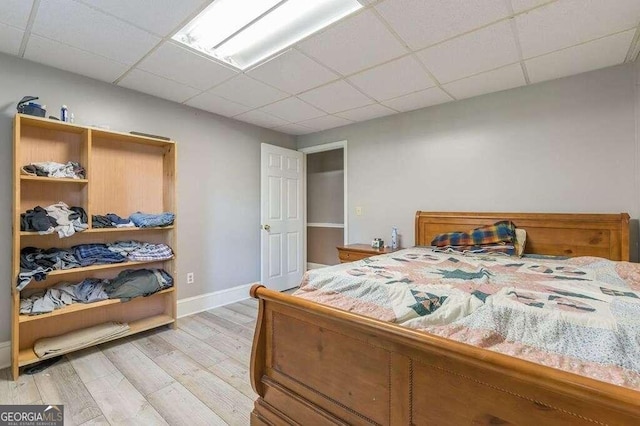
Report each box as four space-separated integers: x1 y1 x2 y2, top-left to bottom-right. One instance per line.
17 96 46 117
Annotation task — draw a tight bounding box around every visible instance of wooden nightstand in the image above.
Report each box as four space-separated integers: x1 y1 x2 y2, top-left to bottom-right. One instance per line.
337 244 400 263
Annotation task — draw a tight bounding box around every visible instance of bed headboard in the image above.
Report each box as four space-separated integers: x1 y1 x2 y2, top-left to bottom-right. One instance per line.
414 211 630 261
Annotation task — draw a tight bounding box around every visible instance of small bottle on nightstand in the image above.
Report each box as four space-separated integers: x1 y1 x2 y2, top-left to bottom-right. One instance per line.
391 227 398 250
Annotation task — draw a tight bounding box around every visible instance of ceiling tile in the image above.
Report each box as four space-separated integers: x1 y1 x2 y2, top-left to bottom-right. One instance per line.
80 0 207 36
443 63 526 99
118 69 200 103
248 49 339 94
510 0 549 13
234 110 289 129
336 104 396 121
0 0 33 29
297 10 407 75
272 123 315 135
381 87 453 112
516 0 640 58
0 23 23 56
375 0 510 50
24 35 129 83
259 97 325 123
298 115 353 131
137 42 237 90
526 29 635 83
348 55 435 101
417 21 520 84
185 91 252 117
32 0 160 65
209 75 288 108
299 80 374 113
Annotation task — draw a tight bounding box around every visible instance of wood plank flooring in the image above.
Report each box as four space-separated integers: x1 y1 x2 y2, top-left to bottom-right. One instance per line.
0 298 262 426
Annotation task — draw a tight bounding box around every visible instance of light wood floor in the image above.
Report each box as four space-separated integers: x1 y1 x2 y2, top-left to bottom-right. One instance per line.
0 298 262 426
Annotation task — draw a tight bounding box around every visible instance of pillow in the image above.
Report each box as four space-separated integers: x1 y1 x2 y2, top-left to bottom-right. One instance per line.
514 228 527 257
431 221 516 247
434 244 516 256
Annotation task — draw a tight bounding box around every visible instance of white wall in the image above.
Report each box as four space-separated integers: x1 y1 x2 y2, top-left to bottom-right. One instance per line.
298 64 639 259
0 53 295 343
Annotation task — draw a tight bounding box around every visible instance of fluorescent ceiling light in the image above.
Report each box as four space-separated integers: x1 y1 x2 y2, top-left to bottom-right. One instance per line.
173 0 362 70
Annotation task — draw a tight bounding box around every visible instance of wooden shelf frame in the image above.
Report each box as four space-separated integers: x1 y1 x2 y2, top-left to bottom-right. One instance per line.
44 257 175 278
20 176 88 183
20 226 174 236
11 114 177 380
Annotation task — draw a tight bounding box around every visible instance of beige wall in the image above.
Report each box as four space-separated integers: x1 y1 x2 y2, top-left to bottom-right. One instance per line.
0 53 295 343
298 64 640 261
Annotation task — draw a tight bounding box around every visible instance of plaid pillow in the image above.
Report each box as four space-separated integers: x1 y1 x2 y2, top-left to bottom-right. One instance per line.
431 221 516 247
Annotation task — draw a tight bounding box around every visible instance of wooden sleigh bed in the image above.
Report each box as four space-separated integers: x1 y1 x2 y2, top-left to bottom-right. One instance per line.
249 212 640 425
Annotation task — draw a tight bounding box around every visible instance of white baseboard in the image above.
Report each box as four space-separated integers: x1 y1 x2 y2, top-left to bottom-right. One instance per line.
0 341 10 369
307 262 329 270
177 283 255 318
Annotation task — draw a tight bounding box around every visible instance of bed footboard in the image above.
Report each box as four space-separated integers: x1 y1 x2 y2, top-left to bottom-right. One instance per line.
250 285 640 425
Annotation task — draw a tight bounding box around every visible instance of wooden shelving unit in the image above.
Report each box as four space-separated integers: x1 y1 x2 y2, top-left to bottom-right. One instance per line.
11 113 177 379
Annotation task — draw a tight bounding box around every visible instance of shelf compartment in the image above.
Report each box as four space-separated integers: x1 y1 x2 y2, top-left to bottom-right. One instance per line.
91 128 174 147
19 288 175 323
18 314 175 366
20 182 86 214
17 114 87 134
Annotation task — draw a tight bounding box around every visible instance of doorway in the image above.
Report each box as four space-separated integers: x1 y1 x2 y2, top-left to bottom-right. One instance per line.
300 141 347 269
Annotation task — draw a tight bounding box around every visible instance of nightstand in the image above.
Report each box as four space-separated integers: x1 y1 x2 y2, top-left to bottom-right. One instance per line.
336 244 400 263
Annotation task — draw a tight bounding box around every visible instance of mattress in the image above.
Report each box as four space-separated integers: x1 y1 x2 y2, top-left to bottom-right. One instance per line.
294 247 640 390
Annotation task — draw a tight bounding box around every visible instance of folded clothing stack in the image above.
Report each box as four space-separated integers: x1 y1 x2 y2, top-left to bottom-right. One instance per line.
18 241 174 290
20 278 108 315
20 269 173 315
129 212 174 228
108 241 173 262
34 322 129 358
105 268 173 302
73 244 127 267
18 247 81 291
21 202 88 238
92 212 174 228
22 161 86 179
91 213 134 228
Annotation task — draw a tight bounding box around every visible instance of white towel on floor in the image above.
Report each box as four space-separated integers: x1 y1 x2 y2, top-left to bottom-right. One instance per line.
34 322 130 358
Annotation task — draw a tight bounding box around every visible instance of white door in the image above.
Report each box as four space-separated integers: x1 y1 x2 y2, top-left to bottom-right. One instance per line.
261 143 304 291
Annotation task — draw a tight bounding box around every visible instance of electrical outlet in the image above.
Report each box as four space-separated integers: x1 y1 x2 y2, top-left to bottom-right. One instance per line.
186 272 194 284
355 206 363 216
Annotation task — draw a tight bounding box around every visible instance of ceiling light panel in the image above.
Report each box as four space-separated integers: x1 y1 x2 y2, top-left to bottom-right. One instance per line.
173 0 362 70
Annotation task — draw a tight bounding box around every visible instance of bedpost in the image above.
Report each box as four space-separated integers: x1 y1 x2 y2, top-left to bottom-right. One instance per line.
250 284 267 397
621 213 630 262
414 210 422 246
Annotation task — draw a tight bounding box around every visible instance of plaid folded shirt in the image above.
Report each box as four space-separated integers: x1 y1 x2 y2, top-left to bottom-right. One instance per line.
431 221 516 247
127 243 174 262
73 244 126 265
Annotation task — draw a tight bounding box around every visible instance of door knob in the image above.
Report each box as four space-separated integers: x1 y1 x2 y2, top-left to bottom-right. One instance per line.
262 224 271 231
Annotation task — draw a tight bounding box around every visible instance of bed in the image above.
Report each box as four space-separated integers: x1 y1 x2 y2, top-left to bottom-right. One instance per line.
249 212 640 425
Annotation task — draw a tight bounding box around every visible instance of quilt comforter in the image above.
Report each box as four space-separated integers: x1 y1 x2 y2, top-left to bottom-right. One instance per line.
294 247 640 390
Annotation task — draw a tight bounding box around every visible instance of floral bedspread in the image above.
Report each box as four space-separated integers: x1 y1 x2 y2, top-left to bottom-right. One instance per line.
294 247 640 390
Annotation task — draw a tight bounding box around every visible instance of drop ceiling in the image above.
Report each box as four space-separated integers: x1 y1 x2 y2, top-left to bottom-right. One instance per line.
2 0 639 135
